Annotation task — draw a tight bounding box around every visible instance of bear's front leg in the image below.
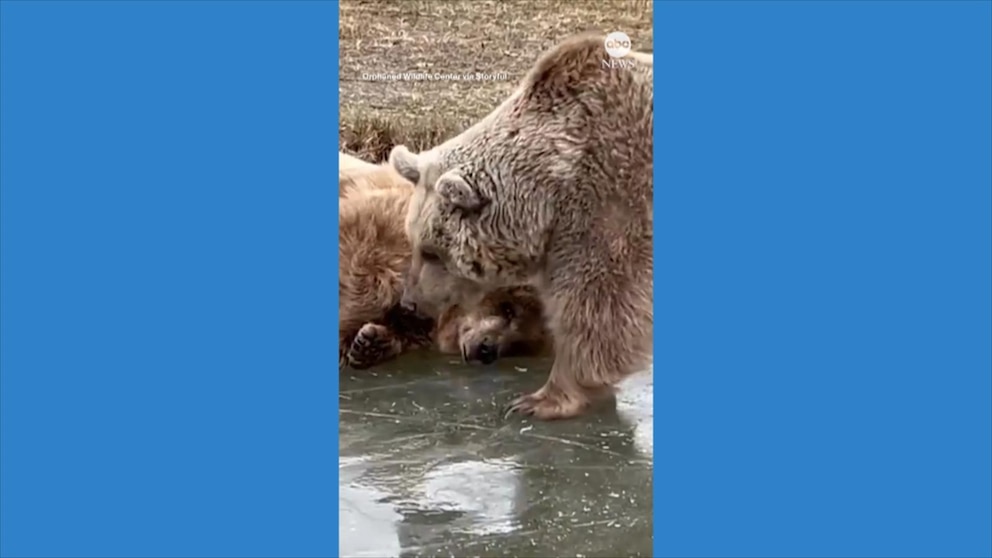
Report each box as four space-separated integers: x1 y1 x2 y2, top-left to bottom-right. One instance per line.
502 267 645 420
346 323 403 369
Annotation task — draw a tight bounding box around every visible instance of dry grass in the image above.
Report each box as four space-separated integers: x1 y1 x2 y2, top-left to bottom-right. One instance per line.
339 0 653 162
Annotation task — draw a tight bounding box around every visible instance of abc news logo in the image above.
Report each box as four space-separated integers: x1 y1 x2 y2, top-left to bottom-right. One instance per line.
603 31 636 69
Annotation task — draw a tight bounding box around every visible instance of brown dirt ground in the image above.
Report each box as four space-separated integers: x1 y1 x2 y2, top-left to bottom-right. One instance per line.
339 0 653 162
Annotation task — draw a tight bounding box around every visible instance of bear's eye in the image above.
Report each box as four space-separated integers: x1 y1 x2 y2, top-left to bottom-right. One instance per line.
498 301 516 320
420 249 441 263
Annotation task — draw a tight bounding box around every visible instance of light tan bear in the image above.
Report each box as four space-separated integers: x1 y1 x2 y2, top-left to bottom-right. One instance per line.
339 151 411 199
388 33 653 420
339 151 378 175
337 157 550 369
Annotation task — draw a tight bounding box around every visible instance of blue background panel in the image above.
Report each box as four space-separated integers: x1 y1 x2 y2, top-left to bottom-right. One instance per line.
1 1 339 557
655 1 992 557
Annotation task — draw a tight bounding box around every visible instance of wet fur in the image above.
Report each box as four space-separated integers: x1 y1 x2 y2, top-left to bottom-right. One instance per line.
391 33 653 419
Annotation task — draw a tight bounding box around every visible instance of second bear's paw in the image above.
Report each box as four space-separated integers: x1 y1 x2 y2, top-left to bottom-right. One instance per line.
346 323 393 370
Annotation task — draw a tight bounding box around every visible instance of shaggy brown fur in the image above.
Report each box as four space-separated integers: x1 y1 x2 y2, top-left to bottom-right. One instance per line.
389 33 653 420
338 159 550 369
339 186 413 362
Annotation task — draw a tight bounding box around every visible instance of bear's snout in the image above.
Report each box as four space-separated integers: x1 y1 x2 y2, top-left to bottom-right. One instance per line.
465 338 498 365
399 295 418 314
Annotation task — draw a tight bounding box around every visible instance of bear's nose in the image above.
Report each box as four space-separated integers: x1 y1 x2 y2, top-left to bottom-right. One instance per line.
477 343 498 365
399 295 417 314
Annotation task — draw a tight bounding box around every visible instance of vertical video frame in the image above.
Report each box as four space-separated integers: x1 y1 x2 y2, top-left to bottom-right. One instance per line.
338 1 654 556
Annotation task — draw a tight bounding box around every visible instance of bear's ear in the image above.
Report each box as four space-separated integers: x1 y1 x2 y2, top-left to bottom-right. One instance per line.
389 145 421 185
436 170 487 212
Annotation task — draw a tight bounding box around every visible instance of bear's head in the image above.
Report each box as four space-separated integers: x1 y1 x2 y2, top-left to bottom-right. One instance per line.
431 285 550 364
444 287 551 364
456 286 550 364
389 143 531 317
387 105 562 314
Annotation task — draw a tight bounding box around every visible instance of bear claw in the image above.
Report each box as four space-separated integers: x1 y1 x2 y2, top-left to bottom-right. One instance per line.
503 389 589 421
501 392 535 419
346 323 390 370
502 400 533 420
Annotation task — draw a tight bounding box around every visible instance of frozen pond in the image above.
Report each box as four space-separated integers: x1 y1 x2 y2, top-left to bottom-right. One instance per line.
339 353 653 557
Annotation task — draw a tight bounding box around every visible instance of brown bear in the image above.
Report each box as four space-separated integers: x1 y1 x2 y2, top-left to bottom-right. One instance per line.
387 33 653 420
337 157 550 369
443 286 549 364
345 285 550 369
